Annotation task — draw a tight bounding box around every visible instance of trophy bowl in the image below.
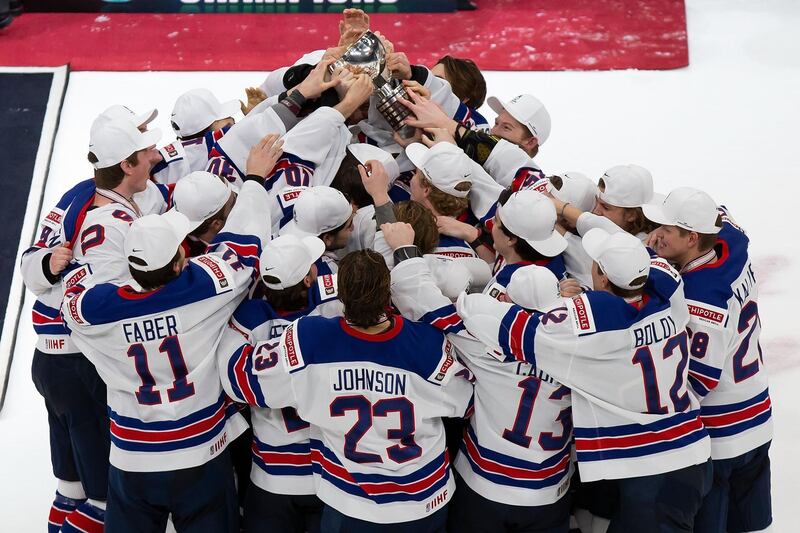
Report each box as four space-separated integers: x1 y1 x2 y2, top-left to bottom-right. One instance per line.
332 31 417 139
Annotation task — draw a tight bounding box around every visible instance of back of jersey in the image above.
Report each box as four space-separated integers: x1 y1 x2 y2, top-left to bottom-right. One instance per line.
64 253 252 473
457 352 572 506
63 180 270 473
277 315 472 524
491 258 710 481
683 211 772 460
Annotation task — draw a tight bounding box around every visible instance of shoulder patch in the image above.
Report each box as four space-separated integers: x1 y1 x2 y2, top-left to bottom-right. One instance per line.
650 257 682 283
194 255 235 294
281 323 305 371
317 273 338 300
565 294 597 335
62 263 93 291
64 289 87 326
686 299 728 329
485 282 506 301
42 208 64 230
279 186 307 207
428 338 457 385
164 143 179 158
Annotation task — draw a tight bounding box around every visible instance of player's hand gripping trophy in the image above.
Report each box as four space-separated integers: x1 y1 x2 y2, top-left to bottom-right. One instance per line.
329 31 418 139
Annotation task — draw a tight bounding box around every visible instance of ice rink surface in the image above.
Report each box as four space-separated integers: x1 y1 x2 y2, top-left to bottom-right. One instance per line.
1 0 799 529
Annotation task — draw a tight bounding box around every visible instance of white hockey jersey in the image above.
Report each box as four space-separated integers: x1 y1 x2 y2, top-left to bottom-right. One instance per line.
233 315 474 523
61 181 270 473
20 179 96 354
63 182 170 291
484 258 567 302
217 278 342 495
391 258 573 506
152 126 232 185
457 257 711 482
681 208 772 460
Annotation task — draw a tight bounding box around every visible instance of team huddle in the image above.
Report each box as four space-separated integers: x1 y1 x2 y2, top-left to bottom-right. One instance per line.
21 9 773 533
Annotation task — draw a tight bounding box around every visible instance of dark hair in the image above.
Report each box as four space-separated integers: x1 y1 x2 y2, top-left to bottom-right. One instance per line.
675 215 723 251
435 55 487 108
498 222 549 262
319 203 353 245
394 201 439 254
129 250 180 290
330 150 373 209
175 123 213 141
88 151 140 190
548 174 563 192
260 279 309 312
338 250 391 327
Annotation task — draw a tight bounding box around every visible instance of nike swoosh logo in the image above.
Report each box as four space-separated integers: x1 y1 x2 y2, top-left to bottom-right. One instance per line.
132 248 143 253
638 267 647 273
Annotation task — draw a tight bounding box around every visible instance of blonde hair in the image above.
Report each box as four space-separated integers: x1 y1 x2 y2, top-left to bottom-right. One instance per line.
422 176 471 217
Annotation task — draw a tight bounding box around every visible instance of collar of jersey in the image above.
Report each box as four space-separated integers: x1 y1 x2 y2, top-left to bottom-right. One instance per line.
339 316 404 342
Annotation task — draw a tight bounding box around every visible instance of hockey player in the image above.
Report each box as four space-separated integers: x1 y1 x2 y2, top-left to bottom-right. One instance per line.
61 174 272 532
385 225 574 533
431 55 489 130
401 90 550 191
279 186 355 274
221 249 474 530
485 189 568 300
643 188 773 533
546 172 597 291
21 178 110 533
218 234 342 533
404 141 477 259
208 63 372 192
457 228 713 532
549 164 656 241
172 170 237 257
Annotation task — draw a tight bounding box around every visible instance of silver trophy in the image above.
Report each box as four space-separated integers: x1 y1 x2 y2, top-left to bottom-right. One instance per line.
330 31 417 139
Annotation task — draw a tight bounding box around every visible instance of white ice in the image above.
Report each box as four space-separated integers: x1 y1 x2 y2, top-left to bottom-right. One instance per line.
1 0 799 529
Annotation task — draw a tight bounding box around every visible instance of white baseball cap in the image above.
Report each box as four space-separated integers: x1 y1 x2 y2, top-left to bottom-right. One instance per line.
405 142 473 198
125 209 193 272
92 104 158 132
597 164 654 208
89 118 162 170
348 143 401 182
582 228 650 290
172 171 233 226
506 265 562 311
642 187 721 234
547 171 597 213
260 234 326 290
280 186 353 238
171 88 240 138
487 94 551 145
497 190 568 257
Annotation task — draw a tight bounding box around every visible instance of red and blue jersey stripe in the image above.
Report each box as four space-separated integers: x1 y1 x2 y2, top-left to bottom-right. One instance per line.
252 437 313 478
226 343 269 408
108 394 239 453
32 300 68 336
309 439 450 504
574 409 707 462
700 388 772 439
688 359 723 397
460 425 571 490
420 305 465 336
